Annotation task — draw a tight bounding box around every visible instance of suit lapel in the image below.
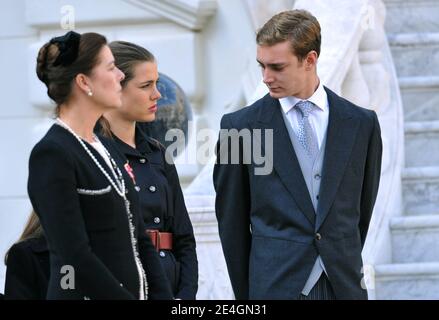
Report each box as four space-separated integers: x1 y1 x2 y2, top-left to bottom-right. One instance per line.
250 95 316 226
316 88 360 230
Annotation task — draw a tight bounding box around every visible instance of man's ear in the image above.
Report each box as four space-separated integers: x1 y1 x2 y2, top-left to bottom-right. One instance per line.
305 51 318 70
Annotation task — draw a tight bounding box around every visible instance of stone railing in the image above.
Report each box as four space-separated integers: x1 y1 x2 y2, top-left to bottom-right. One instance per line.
186 0 404 299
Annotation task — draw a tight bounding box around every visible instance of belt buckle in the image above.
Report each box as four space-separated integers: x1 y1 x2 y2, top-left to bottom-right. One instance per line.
146 229 160 251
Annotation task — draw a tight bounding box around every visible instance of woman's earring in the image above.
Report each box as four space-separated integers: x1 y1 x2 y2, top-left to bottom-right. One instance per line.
87 90 93 97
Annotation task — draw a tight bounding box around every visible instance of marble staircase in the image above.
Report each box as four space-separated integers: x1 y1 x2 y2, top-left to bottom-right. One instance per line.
375 0 439 299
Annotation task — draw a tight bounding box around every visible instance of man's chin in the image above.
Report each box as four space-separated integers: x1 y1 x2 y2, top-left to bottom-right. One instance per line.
269 91 286 99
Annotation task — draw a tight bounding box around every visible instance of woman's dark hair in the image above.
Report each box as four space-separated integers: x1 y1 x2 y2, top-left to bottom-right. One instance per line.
36 31 107 115
4 211 44 265
108 41 155 87
99 41 156 137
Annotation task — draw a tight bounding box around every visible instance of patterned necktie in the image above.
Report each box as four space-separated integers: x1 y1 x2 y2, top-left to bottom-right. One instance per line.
295 100 319 160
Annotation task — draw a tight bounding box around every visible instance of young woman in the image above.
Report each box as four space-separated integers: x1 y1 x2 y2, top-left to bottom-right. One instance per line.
100 41 198 299
4 211 49 300
28 31 172 299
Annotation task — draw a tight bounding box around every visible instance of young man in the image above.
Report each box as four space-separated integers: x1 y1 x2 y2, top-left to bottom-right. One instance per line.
214 9 382 300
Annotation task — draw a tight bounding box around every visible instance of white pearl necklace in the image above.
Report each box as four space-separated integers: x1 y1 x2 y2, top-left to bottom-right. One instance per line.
56 118 126 197
55 118 148 300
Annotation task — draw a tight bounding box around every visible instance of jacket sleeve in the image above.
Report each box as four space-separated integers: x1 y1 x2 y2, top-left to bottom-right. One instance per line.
359 111 383 247
213 114 252 300
28 140 136 299
137 212 174 300
4 244 40 300
163 149 198 300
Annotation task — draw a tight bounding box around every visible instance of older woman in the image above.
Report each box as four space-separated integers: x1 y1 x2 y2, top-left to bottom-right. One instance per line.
28 31 172 300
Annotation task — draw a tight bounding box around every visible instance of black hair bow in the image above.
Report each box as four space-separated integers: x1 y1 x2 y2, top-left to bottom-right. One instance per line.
50 31 81 67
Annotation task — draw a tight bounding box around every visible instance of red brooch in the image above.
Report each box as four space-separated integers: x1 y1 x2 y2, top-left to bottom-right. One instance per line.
124 161 136 185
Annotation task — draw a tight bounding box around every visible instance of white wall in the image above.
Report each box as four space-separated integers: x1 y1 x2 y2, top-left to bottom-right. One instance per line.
0 0 256 294
0 0 41 291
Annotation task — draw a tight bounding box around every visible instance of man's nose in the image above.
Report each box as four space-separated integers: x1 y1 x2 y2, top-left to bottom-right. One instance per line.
262 69 274 84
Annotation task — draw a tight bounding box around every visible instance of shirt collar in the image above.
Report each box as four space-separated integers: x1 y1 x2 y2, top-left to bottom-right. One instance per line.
112 126 153 158
135 125 154 155
279 79 328 114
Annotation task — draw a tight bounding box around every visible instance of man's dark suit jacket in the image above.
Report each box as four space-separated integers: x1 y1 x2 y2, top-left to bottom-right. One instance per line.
214 87 382 300
27 124 173 300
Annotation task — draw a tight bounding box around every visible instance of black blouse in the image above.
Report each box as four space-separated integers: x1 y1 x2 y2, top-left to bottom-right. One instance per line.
111 125 198 299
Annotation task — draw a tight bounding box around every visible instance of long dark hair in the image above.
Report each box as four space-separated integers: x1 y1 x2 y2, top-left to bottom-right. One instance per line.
99 41 156 138
4 211 44 265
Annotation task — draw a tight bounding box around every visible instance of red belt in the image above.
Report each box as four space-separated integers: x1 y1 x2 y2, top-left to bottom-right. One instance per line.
146 229 173 251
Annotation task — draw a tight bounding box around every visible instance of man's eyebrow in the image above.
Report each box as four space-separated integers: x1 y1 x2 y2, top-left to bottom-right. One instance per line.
257 60 286 68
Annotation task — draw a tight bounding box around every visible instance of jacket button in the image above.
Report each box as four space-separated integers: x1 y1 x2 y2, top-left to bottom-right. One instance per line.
139 158 146 164
149 185 156 192
315 233 322 241
159 251 166 257
154 217 160 224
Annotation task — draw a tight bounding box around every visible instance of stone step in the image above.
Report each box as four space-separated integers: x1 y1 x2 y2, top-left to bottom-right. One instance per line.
404 121 439 167
402 167 439 216
384 0 439 34
374 262 439 299
388 32 439 47
399 76 439 122
391 215 439 263
388 33 439 77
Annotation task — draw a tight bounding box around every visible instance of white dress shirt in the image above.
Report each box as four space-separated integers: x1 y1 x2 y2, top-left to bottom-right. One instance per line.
279 81 329 149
